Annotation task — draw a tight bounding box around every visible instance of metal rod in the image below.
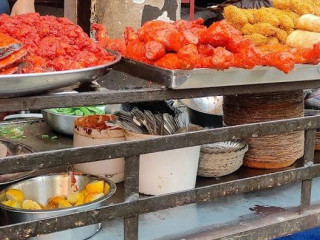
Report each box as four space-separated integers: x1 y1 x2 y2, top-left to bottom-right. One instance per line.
0 165 319 239
124 156 139 240
300 129 316 213
0 116 319 175
2 80 320 112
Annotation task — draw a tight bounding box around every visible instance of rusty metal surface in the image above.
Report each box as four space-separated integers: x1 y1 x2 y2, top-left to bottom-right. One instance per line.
1 165 320 239
4 79 320 112
0 116 319 175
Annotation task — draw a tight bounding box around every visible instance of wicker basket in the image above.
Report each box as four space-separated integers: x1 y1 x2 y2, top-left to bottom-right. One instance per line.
198 141 248 177
223 91 304 169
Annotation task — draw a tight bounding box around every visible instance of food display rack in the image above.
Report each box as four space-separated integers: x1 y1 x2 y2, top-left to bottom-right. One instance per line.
1 69 320 240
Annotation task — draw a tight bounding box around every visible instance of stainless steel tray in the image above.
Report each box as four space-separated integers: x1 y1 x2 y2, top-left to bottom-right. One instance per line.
115 58 320 89
0 51 121 97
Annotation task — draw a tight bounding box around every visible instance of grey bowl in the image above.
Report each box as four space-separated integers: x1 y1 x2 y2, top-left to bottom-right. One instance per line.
42 110 78 135
181 97 223 129
0 173 116 240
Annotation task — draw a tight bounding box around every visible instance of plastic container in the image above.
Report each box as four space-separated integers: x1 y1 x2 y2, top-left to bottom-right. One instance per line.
124 125 202 195
73 115 125 183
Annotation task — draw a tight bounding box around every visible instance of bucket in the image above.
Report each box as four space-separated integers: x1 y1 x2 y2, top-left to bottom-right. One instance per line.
124 125 202 195
73 115 125 183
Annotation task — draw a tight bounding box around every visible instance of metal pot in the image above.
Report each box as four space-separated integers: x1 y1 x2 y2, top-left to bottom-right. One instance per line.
0 174 116 240
181 97 223 129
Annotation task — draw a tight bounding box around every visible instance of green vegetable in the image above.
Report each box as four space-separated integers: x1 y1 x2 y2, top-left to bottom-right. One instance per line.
42 135 49 139
47 106 105 116
51 136 58 140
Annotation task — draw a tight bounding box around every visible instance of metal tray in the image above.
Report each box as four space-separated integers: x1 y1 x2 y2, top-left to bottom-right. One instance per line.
115 58 320 89
0 51 121 97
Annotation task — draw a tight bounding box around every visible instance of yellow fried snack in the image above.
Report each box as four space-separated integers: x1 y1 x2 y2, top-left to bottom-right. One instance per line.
224 5 248 29
266 37 280 45
243 9 255 24
86 180 104 194
274 29 288 43
22 200 42 210
245 34 268 46
241 23 278 36
253 8 280 26
2 200 21 208
274 0 320 16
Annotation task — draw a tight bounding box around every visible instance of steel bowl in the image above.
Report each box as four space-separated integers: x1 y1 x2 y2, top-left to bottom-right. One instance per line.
181 97 223 129
0 174 116 240
42 105 122 136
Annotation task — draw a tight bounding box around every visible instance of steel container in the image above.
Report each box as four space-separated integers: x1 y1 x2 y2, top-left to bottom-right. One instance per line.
0 174 116 240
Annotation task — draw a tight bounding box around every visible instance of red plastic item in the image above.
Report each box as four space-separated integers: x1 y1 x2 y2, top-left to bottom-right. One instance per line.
181 0 195 21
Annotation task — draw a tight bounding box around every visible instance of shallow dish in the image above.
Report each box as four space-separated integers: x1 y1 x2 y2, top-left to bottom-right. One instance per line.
0 173 116 240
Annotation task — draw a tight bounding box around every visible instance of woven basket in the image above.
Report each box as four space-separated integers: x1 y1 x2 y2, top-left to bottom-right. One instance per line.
223 91 304 169
198 141 248 177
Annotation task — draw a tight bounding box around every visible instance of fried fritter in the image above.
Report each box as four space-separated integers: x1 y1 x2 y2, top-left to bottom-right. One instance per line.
241 23 278 36
245 34 268 46
274 0 320 16
274 29 288 43
266 37 280 45
253 8 280 26
224 5 248 29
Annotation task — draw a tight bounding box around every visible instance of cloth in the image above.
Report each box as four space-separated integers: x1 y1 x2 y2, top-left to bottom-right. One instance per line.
0 0 10 14
276 227 320 240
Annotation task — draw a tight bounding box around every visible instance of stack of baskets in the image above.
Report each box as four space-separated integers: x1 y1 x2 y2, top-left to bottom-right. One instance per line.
198 141 248 177
223 91 304 169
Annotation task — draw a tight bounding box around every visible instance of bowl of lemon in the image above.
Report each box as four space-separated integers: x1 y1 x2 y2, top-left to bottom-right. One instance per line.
0 173 116 240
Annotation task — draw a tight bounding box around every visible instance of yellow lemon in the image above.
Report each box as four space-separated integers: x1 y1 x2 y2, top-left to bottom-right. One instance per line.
74 199 84 206
84 192 104 204
22 200 42 210
67 192 84 205
58 199 72 209
86 181 104 194
6 189 24 203
2 200 21 208
104 182 110 194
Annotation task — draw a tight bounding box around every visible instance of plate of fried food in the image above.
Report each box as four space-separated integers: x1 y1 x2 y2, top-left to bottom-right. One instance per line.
0 13 121 97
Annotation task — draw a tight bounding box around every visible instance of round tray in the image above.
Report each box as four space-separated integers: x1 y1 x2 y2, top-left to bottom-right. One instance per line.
0 51 121 97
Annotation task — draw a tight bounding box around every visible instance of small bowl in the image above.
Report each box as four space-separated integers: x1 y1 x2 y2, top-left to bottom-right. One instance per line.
42 105 122 136
181 97 223 129
0 173 116 240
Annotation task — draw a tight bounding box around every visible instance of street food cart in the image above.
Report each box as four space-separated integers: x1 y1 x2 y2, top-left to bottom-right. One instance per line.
1 0 320 239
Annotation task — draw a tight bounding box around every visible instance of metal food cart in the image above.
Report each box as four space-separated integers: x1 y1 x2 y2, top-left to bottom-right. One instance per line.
0 59 320 239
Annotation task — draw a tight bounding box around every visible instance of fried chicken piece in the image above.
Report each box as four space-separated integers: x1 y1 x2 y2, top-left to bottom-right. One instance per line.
197 47 234 70
245 34 268 46
261 51 295 73
198 44 215 56
173 18 205 31
200 20 242 47
92 23 126 55
177 44 200 69
241 23 278 36
253 8 280 26
154 53 182 69
138 20 183 52
125 39 150 64
274 29 288 43
224 5 248 29
145 41 166 61
124 27 139 45
0 47 27 69
266 37 280 45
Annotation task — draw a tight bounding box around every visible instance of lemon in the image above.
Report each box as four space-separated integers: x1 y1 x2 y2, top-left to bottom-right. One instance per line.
86 181 104 194
22 200 42 210
2 200 21 208
67 192 84 205
6 189 24 203
58 199 72 209
104 182 110 194
84 192 104 203
74 199 84 206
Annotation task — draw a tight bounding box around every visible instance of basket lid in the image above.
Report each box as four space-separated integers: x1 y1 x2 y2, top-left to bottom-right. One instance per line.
201 140 246 154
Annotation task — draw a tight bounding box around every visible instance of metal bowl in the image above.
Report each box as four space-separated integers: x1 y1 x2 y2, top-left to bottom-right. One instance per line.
181 97 223 129
0 173 116 240
42 105 122 136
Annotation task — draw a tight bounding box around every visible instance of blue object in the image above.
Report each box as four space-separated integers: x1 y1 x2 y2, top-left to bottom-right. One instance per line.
0 0 9 15
276 227 320 240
